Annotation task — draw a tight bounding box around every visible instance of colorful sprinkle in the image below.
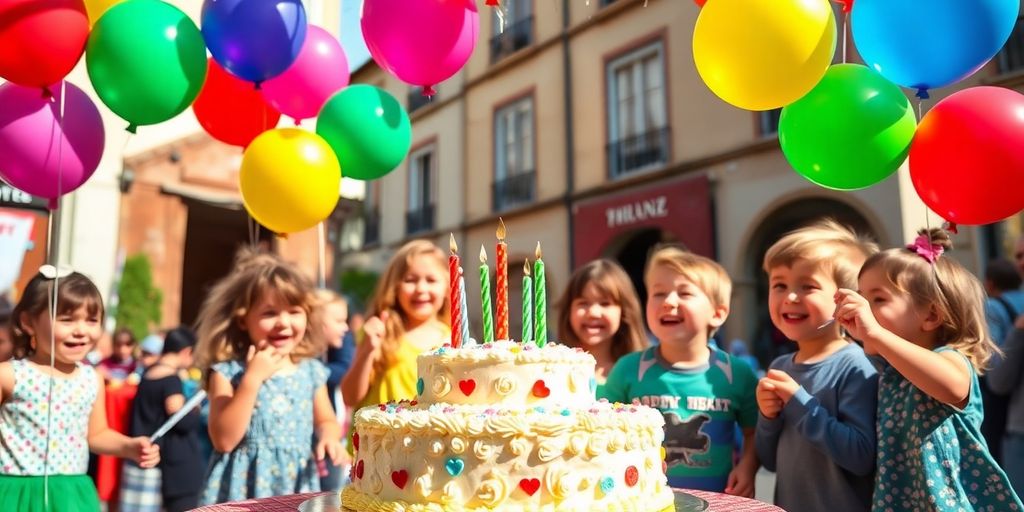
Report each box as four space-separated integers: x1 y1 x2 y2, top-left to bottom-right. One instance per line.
416 378 424 395
560 408 571 416
589 377 597 394
445 457 464 476
625 466 639 487
599 476 615 494
353 433 360 451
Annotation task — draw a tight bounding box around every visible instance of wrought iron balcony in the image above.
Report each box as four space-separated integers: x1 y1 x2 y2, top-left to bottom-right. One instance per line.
405 204 436 235
607 126 671 179
492 171 536 212
998 17 1024 75
490 16 533 64
363 210 380 246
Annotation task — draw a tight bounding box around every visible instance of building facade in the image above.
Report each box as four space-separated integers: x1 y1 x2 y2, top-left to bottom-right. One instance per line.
339 0 1024 362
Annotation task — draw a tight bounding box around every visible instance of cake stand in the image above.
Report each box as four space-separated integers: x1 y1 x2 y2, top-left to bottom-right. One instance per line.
298 489 709 511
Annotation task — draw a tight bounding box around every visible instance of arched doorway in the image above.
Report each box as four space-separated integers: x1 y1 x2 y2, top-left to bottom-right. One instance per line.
744 198 878 367
605 228 681 311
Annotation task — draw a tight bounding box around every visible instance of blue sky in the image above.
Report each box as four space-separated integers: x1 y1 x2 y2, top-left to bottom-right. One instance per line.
340 0 371 72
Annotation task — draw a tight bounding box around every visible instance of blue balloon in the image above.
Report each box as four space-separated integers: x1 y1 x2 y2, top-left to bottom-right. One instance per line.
852 0 1019 96
201 0 307 84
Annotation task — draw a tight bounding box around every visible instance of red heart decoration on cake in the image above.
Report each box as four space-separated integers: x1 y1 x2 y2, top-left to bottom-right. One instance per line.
519 478 541 496
392 469 409 489
458 379 476 396
353 433 360 451
355 460 364 479
625 465 639 487
532 380 551 398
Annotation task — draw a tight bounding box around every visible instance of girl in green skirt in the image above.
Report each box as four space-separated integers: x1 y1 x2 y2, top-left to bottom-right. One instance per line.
0 268 160 511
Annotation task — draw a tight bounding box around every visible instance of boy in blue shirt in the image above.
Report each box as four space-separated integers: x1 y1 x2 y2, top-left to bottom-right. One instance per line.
602 247 759 496
755 219 879 512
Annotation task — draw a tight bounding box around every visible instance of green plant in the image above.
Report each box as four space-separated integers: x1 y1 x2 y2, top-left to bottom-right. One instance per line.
339 269 379 313
115 253 163 340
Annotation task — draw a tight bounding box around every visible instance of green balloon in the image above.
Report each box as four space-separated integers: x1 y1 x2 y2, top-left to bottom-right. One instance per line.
86 0 207 132
779 64 917 191
316 84 411 181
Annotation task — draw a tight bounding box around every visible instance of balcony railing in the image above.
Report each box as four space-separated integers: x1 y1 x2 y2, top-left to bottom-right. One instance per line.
490 16 533 64
600 0 618 6
760 109 782 136
607 127 671 179
405 204 436 235
364 210 380 246
492 171 536 212
998 17 1024 75
407 87 434 114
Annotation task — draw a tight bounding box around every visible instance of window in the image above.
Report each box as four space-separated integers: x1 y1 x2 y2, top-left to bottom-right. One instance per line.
490 0 533 63
493 96 535 212
406 145 436 234
999 16 1024 75
363 181 380 246
760 108 782 137
606 42 669 178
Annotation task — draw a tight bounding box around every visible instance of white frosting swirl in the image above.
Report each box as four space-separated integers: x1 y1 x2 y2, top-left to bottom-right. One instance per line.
368 473 383 494
450 435 467 454
537 440 564 462
472 439 495 461
414 466 433 498
509 436 529 456
431 374 451 398
544 465 575 501
428 439 445 456
567 433 587 455
476 470 509 507
493 374 517 397
441 480 462 505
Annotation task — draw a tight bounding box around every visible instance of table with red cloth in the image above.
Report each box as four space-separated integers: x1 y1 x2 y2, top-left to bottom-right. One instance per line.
190 490 786 512
95 382 138 503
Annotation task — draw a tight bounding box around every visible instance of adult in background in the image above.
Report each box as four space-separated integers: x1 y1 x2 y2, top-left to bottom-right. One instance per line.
982 259 1024 463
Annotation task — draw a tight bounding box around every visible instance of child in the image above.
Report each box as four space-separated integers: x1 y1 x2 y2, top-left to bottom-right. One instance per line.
0 267 160 512
755 220 880 512
834 228 1023 511
557 259 647 394
341 240 450 412
195 250 343 503
98 327 140 382
603 247 759 496
121 326 203 512
315 289 351 492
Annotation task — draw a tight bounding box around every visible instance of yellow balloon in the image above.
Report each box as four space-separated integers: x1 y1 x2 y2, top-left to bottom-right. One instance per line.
84 0 123 25
693 0 836 111
240 128 341 234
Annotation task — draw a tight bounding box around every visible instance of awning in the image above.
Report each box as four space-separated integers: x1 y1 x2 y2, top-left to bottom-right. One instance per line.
160 183 243 210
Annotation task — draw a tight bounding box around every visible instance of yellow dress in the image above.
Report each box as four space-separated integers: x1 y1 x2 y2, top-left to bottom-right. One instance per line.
356 325 451 411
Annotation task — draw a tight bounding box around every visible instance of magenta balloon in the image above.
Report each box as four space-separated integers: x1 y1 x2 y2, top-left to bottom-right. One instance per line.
361 0 478 90
0 82 104 201
261 25 350 122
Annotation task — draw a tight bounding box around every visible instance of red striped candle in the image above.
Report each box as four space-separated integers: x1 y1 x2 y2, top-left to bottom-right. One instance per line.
495 219 509 340
449 234 462 348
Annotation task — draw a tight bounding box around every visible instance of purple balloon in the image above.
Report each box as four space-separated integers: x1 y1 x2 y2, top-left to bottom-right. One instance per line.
361 0 478 92
261 25 350 123
0 82 105 203
201 0 307 84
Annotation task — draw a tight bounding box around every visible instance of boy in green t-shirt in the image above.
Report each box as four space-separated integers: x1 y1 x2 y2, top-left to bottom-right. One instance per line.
601 247 759 496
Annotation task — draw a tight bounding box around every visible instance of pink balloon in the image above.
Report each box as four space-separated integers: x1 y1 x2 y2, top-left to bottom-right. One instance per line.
0 81 104 204
361 0 478 93
261 25 349 122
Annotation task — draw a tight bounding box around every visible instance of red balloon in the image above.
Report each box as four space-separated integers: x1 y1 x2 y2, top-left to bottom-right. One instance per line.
0 0 89 89
909 86 1024 225
695 0 706 6
193 58 281 147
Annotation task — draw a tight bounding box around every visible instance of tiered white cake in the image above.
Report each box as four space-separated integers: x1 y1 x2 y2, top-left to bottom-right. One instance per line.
342 341 674 511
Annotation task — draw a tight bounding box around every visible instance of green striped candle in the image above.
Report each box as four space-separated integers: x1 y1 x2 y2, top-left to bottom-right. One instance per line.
522 259 532 344
479 245 494 343
533 243 546 347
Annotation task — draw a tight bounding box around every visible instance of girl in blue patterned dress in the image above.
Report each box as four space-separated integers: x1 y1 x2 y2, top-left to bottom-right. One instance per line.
0 268 160 512
834 228 1023 512
195 251 344 504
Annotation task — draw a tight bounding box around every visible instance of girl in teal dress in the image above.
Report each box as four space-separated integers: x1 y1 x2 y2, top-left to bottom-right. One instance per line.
195 250 344 504
834 228 1023 512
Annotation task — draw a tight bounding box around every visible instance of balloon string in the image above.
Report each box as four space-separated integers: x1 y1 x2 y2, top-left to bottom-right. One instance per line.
842 9 848 64
317 221 327 289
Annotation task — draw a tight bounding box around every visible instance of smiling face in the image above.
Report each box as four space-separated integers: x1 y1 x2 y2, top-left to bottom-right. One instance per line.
768 259 841 343
22 304 102 366
569 282 623 351
397 254 447 328
241 290 308 357
645 264 726 347
857 265 935 353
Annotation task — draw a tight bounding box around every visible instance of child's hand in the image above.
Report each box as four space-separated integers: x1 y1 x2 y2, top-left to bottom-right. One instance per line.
359 311 389 361
316 436 347 466
245 345 287 383
761 369 799 404
724 458 757 498
131 437 160 468
834 289 883 345
756 378 784 419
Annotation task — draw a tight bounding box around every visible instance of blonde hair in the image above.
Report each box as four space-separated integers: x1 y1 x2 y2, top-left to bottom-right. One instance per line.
644 247 732 339
194 248 324 378
557 260 648 360
861 228 996 373
764 218 879 290
366 240 450 380
315 289 348 309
